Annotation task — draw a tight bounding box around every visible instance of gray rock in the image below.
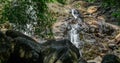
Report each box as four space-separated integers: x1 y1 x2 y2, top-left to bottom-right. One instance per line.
101 54 120 63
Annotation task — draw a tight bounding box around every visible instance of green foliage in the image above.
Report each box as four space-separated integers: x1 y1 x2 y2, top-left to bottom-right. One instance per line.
112 10 120 18
112 9 120 25
102 0 120 25
0 0 56 38
0 0 11 24
0 0 67 38
102 0 120 8
57 0 66 4
85 0 96 3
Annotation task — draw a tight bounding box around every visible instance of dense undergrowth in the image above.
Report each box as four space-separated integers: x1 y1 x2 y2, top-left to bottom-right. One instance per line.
0 0 66 38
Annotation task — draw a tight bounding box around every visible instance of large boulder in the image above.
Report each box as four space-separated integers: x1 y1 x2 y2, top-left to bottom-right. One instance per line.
6 30 37 42
101 54 120 63
41 39 80 63
0 30 43 63
0 30 80 63
7 37 43 63
0 31 11 63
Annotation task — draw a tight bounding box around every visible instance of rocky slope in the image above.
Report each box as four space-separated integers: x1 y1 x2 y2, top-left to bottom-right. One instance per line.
0 0 120 63
48 0 120 62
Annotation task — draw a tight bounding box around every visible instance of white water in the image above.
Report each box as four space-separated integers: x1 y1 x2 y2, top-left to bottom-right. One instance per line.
68 9 84 56
69 23 81 48
69 9 83 48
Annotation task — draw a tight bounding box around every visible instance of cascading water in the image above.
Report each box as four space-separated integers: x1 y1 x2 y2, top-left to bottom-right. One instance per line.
67 9 84 56
69 23 81 48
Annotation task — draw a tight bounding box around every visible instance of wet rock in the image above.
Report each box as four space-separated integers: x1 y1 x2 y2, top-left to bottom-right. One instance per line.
115 33 120 45
0 30 43 63
7 37 43 63
108 43 118 50
41 39 80 63
0 30 80 63
79 58 88 63
0 31 5 38
101 54 120 63
87 56 102 63
6 30 37 42
0 31 12 63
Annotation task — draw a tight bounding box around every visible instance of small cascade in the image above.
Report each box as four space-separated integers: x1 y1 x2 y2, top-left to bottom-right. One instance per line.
69 23 81 48
67 9 84 56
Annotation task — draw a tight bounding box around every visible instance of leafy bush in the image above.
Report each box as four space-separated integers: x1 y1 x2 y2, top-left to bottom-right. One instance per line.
0 0 56 38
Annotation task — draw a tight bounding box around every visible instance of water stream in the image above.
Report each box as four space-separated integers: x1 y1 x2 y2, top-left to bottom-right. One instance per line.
68 9 84 56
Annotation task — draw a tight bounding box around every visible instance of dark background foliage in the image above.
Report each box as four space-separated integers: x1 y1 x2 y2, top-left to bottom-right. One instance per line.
85 0 120 25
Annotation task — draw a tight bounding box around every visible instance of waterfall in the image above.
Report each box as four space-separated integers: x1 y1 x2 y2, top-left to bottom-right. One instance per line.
69 23 81 48
67 9 84 56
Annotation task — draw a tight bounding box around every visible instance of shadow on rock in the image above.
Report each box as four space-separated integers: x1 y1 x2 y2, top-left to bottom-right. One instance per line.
41 39 80 63
101 54 120 63
0 30 81 63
